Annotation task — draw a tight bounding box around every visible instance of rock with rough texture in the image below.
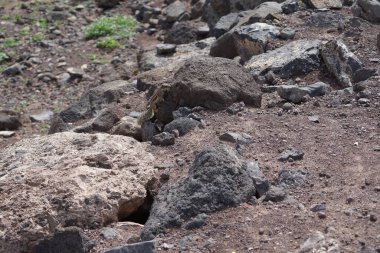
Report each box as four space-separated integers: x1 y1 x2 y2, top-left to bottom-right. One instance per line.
156 44 177 55
163 117 201 136
321 39 376 87
162 56 262 116
33 227 92 253
0 112 21 130
351 0 380 23
279 147 304 162
277 168 310 188
110 116 142 141
30 110 54 122
295 231 340 253
54 80 130 128
210 2 283 59
0 130 15 137
165 0 187 22
277 82 331 103
263 186 287 202
141 145 263 240
203 0 285 28
165 21 198 44
95 0 120 8
152 132 176 146
212 12 239 38
305 0 342 9
0 132 155 252
245 40 322 78
233 23 280 62
139 37 215 72
103 241 156 253
2 63 24 76
219 132 253 145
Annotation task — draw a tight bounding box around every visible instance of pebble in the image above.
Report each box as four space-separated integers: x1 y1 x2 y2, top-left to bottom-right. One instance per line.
0 130 15 138
308 115 320 123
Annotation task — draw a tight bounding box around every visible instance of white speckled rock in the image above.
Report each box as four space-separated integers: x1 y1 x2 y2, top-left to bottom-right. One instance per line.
0 132 155 252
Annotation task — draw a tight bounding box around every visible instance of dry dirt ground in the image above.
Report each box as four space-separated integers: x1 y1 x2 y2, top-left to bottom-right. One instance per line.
0 1 379 253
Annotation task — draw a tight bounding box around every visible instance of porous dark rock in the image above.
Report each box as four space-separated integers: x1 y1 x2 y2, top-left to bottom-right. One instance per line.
0 112 21 130
164 56 262 113
95 0 120 8
103 241 156 253
278 147 304 162
165 21 198 44
277 168 310 188
141 145 264 240
163 117 201 136
351 0 380 23
152 132 175 146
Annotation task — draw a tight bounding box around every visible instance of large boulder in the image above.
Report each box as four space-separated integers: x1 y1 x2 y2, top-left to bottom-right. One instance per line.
165 0 188 22
244 39 322 78
203 0 284 28
0 132 155 252
210 2 283 59
141 145 265 240
321 39 376 87
351 0 380 23
159 56 262 119
233 23 280 62
164 21 199 44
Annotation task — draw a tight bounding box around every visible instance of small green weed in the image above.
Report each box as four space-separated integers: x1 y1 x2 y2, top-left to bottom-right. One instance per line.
40 123 50 135
13 100 28 113
1 15 10 21
84 15 136 39
37 18 48 29
2 38 18 48
0 52 10 63
96 36 120 49
20 26 30 36
31 32 45 42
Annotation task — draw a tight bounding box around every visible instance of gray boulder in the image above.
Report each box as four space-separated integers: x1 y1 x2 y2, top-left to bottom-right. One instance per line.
245 39 322 78
165 0 187 22
210 2 283 59
165 21 198 44
165 56 262 112
352 0 380 23
203 0 285 28
152 132 176 146
277 82 331 103
141 145 264 240
212 12 239 38
321 39 376 87
233 23 280 62
110 116 142 141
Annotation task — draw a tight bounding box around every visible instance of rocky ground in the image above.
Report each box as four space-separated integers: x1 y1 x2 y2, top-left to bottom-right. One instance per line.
0 0 379 252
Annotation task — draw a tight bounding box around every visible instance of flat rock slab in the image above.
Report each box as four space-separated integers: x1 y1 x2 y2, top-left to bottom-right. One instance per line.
103 241 156 253
0 130 15 137
305 0 342 9
0 132 155 252
245 40 322 79
30 110 54 122
277 82 331 103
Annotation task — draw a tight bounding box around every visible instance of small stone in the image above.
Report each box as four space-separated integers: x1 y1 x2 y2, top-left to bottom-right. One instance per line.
226 102 245 115
263 186 287 202
219 132 253 145
0 130 15 138
310 203 326 212
152 132 175 146
279 28 296 39
259 228 265 235
161 243 175 250
318 211 327 219
30 111 54 122
101 228 119 240
156 44 177 55
282 102 293 111
308 115 320 123
346 197 354 204
66 67 84 79
358 98 370 106
2 63 24 76
369 214 377 222
172 129 180 138
278 147 304 162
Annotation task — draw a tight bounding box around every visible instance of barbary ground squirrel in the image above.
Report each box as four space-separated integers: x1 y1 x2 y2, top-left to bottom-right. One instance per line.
137 83 172 125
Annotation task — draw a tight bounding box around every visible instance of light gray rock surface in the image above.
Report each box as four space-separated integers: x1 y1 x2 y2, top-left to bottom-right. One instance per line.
0 132 155 252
